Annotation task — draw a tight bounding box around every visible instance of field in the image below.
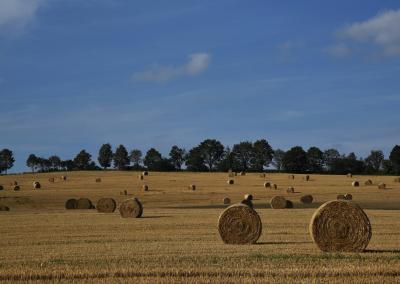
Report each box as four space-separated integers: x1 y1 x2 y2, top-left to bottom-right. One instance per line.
1 171 400 283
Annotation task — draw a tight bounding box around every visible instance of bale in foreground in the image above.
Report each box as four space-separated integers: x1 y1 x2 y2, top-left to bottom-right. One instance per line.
218 204 262 244
65 198 77 209
309 200 372 252
270 196 287 209
96 198 117 213
119 198 143 218
76 198 94 209
300 194 313 204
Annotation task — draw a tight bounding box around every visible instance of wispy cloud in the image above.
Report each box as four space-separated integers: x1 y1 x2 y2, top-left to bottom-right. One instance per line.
132 53 211 83
327 9 400 57
0 0 47 37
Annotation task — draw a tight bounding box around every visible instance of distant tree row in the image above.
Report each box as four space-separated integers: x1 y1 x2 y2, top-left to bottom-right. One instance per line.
1 141 400 175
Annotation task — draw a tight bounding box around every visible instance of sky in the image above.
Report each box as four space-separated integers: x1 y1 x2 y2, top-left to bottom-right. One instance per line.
1 0 400 172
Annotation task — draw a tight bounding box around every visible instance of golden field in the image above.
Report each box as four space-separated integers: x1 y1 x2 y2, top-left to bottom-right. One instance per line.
0 171 400 283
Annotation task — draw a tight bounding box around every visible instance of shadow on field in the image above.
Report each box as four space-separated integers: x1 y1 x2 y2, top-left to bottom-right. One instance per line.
256 241 313 245
365 249 400 253
142 215 171 219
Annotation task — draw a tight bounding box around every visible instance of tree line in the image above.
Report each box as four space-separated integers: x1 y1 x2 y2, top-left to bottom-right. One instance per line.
1 139 400 175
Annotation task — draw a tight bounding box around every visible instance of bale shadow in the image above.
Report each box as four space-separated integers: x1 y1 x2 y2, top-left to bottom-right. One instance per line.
365 249 400 253
141 215 171 219
256 241 313 245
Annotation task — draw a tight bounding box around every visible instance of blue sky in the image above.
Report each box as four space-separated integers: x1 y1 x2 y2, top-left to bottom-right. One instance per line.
1 0 400 172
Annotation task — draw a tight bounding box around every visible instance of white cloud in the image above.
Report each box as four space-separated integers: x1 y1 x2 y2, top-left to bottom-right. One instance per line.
324 43 352 57
337 9 400 57
132 53 211 83
0 0 46 36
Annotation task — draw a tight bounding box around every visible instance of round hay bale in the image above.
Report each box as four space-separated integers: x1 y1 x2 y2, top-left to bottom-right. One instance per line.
272 183 278 190
270 196 287 209
0 205 10 211
142 171 148 176
48 177 55 183
300 195 313 204
96 198 117 213
344 193 353 200
218 204 262 244
364 179 373 186
65 198 77 209
240 199 254 209
0 185 3 191
61 176 67 181
189 184 196 191
95 178 101 183
286 200 294 208
13 181 18 186
347 173 352 178
286 187 294 193
260 173 266 178
234 172 238 176
337 194 346 200
240 171 246 176
142 184 149 191
119 198 143 218
263 182 271 188
33 181 41 189
352 181 359 187
223 197 231 205
394 177 400 183
289 174 295 180
76 198 93 209
305 175 310 181
244 194 253 201
227 179 234 185
138 175 144 180
123 190 128 195
378 182 386 190
309 200 372 252
13 185 20 191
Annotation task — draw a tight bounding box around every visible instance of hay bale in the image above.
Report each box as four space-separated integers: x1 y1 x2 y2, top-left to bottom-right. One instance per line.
33 181 41 189
61 176 67 181
244 194 253 201
13 185 20 191
300 195 313 204
272 183 278 190
189 184 196 191
119 198 143 218
76 198 93 209
286 187 294 193
239 171 246 176
48 178 55 183
227 179 234 185
263 182 271 188
309 200 372 252
223 197 231 205
364 179 373 186
337 194 346 200
286 200 294 208
344 193 353 200
347 173 352 178
96 198 117 213
218 204 262 244
394 177 400 183
260 173 266 178
270 196 287 209
95 178 101 183
305 175 310 181
0 185 3 191
142 184 149 191
138 175 144 180
13 181 18 186
352 181 359 187
123 190 128 195
378 182 386 190
65 198 77 209
0 205 10 211
240 199 254 209
142 171 148 176
289 174 295 180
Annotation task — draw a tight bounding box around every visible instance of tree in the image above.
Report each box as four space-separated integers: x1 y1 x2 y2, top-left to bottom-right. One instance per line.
73 150 92 170
0 149 15 174
98 143 113 169
282 146 308 173
61 159 75 171
389 145 400 174
144 148 163 170
113 144 129 170
197 139 224 171
48 155 61 170
323 148 340 172
272 149 285 171
130 149 142 167
307 147 324 173
217 147 235 172
231 142 254 172
365 150 384 173
26 154 38 173
169 145 186 170
185 146 208 171
251 139 274 171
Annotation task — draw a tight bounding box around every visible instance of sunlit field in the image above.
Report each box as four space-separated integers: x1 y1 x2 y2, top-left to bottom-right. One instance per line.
1 171 400 283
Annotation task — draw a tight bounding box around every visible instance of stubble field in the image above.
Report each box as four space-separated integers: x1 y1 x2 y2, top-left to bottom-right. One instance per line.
0 171 400 283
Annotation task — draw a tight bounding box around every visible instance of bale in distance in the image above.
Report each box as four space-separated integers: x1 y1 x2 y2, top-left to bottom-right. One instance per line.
13 185 20 191
272 183 278 190
240 199 254 209
189 184 196 191
48 178 55 183
270 196 287 209
76 198 93 209
240 171 246 176
300 194 313 204
347 173 353 178
142 171 148 176
119 198 143 218
244 194 253 201
309 200 372 252
289 174 295 180
286 200 294 208
286 187 294 193
13 181 18 186
364 179 373 186
344 193 353 200
95 178 101 183
227 179 234 185
65 198 77 209
0 205 10 211
61 176 67 181
305 175 310 181
142 184 149 191
352 181 359 187
0 185 3 191
337 194 346 200
260 173 266 178
378 182 386 189
394 177 400 183
96 198 117 213
218 204 262 244
264 182 271 188
223 197 231 205
138 175 144 180
33 181 41 190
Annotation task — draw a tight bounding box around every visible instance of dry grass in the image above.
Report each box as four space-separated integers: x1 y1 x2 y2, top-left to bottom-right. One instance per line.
0 172 400 283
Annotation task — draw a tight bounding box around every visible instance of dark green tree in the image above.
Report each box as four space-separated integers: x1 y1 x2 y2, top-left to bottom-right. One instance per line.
169 145 186 170
365 150 384 173
98 143 113 169
197 139 224 171
232 141 254 171
113 144 129 170
26 154 38 173
250 139 274 171
323 148 340 171
0 149 15 174
272 149 285 171
307 147 324 173
282 146 308 173
389 145 400 174
73 150 92 170
48 155 61 170
144 148 163 170
185 146 208 171
130 149 142 167
217 146 235 172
